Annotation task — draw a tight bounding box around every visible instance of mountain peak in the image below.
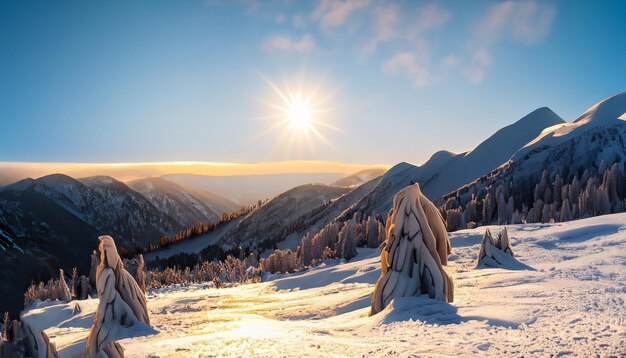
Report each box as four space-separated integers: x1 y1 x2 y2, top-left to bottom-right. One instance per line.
573 91 626 125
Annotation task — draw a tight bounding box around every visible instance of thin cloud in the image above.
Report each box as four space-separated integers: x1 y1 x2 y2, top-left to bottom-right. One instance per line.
262 34 316 53
363 3 400 55
383 51 429 87
311 0 370 30
464 0 556 83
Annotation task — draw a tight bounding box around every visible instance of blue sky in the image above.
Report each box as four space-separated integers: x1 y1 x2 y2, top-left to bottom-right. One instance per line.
1 0 625 166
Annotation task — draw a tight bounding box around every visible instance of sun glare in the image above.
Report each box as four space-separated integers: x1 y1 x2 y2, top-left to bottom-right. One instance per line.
254 74 341 157
286 95 313 132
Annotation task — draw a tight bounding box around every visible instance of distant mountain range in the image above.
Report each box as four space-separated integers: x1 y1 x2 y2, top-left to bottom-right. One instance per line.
162 172 348 206
0 174 238 316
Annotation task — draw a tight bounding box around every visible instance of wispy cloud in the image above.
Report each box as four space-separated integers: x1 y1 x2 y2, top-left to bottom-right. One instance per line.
406 3 450 38
379 4 450 87
262 34 316 53
363 3 400 55
464 0 556 83
311 0 370 30
383 52 429 87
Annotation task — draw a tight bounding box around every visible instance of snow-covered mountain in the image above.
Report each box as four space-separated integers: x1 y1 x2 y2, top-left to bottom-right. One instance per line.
0 174 179 246
127 177 239 227
220 184 351 251
421 107 565 198
162 173 347 206
448 92 626 197
338 107 565 221
510 92 626 174
330 168 387 188
441 92 626 229
0 174 188 317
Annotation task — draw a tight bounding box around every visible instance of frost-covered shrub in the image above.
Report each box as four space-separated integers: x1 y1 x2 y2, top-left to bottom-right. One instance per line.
24 269 75 308
260 249 298 274
145 254 260 289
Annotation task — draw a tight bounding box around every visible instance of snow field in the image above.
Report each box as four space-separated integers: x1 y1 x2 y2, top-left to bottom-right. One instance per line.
22 214 626 357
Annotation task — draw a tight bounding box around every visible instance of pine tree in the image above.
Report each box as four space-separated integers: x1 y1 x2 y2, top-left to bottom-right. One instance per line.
377 221 386 246
553 174 563 206
560 198 572 222
136 254 147 293
58 269 71 302
366 216 379 248
482 192 494 225
337 220 358 260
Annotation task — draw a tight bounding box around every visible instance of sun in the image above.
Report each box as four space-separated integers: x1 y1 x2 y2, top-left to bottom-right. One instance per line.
254 74 341 157
285 95 313 132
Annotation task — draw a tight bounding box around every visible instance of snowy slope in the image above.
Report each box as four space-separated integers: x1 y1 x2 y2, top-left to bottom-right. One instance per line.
422 107 565 198
0 174 181 317
445 92 626 203
343 107 564 221
162 173 346 206
220 184 351 251
330 168 387 188
1 174 180 245
127 177 236 227
509 92 626 174
24 213 626 357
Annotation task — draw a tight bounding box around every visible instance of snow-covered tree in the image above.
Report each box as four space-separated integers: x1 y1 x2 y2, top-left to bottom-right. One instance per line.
57 269 71 303
366 216 379 248
553 174 563 206
89 250 100 289
299 233 313 267
596 187 610 215
371 183 453 315
377 221 386 246
136 254 147 293
482 192 494 225
560 198 572 222
337 219 358 260
542 202 551 223
87 235 150 357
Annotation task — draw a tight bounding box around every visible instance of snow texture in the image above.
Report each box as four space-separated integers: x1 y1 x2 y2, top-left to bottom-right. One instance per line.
21 213 626 357
371 184 453 315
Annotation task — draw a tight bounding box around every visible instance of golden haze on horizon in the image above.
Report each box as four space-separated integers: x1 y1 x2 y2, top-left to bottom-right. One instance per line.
0 160 391 185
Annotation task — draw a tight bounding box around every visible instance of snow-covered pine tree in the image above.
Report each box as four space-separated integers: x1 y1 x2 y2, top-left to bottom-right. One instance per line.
482 192 494 225
78 275 92 300
371 183 453 315
299 233 313 267
87 236 150 357
542 203 551 223
136 254 147 293
560 198 572 222
366 216 379 248
57 269 71 303
377 221 386 246
337 219 358 260
89 250 100 290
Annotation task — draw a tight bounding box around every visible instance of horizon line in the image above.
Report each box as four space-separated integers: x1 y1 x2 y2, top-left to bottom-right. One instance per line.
0 160 394 185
